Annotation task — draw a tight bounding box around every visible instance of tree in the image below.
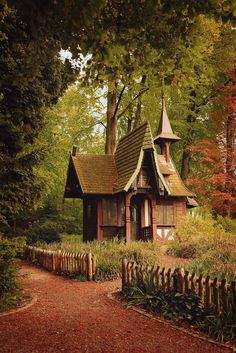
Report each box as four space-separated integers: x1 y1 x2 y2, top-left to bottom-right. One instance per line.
0 3 74 229
58 0 236 154
186 71 236 217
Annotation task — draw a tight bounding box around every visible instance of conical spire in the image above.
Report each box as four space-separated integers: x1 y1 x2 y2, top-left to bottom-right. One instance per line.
154 94 181 145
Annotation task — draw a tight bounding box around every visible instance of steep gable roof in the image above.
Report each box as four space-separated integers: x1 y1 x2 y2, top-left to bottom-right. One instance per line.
114 122 167 192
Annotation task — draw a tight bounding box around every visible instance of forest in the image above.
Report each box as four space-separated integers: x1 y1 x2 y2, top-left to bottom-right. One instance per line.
0 0 236 346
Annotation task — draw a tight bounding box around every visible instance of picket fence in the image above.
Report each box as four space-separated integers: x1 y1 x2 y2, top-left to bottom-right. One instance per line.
122 259 236 316
25 246 96 281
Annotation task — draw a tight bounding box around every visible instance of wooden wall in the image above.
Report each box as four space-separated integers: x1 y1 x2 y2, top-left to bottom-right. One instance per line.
83 197 98 241
174 198 187 226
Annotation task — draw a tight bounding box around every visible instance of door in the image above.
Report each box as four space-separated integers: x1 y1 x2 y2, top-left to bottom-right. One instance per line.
130 197 140 240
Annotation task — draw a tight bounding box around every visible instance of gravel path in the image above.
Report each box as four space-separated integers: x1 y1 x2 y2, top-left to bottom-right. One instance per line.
0 261 232 353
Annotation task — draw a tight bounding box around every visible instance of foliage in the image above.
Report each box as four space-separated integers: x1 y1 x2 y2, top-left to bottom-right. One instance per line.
27 220 62 245
0 3 75 228
39 238 161 277
216 215 236 233
0 235 21 296
166 215 236 281
124 285 206 324
199 298 236 342
185 72 236 216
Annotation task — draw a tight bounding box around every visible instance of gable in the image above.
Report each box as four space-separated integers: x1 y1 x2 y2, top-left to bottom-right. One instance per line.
64 156 83 198
115 122 168 193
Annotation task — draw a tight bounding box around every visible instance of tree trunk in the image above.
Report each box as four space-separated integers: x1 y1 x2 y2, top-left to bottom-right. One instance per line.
105 78 117 154
133 75 146 129
133 98 141 129
181 148 191 180
127 117 132 133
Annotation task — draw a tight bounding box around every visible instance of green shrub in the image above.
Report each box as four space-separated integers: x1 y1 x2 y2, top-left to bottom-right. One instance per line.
0 235 20 296
123 282 206 324
166 216 236 281
27 220 62 245
216 216 236 234
199 296 236 342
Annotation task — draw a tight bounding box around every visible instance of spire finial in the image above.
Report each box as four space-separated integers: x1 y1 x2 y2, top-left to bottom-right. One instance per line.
160 74 165 99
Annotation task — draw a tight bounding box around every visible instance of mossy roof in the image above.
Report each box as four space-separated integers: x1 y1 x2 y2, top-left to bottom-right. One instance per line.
72 154 118 194
157 155 194 197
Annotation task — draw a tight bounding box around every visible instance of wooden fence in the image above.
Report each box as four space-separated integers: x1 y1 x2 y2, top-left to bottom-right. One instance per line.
25 246 96 281
122 259 236 316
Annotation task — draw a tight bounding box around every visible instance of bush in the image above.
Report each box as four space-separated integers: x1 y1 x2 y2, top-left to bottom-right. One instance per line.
0 235 20 296
166 216 236 281
27 220 62 245
216 216 236 234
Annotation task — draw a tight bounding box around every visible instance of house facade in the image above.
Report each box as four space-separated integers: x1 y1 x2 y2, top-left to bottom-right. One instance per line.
64 97 197 242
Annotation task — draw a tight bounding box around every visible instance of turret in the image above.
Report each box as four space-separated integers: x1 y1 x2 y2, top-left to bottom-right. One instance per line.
153 95 180 162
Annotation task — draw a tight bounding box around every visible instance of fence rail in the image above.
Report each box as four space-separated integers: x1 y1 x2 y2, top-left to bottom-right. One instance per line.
25 246 96 281
122 259 236 316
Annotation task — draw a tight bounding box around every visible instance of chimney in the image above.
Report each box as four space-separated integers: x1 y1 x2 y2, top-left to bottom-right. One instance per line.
72 145 77 156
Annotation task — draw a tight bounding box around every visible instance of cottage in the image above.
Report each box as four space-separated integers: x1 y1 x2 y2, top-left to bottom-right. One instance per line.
64 97 197 242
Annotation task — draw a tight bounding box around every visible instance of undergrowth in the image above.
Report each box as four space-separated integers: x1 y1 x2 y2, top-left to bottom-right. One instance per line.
122 271 236 343
37 237 161 278
0 235 25 312
166 216 236 281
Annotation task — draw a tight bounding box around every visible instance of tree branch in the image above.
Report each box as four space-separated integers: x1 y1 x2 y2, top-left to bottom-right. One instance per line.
112 84 126 120
72 120 106 141
117 87 149 120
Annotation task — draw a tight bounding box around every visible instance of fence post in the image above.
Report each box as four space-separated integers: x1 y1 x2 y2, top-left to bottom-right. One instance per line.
212 277 220 316
122 258 127 289
184 270 189 292
155 266 160 289
205 276 211 311
87 253 93 281
166 268 172 292
161 267 166 291
221 279 228 313
190 273 196 294
92 255 96 280
198 274 203 301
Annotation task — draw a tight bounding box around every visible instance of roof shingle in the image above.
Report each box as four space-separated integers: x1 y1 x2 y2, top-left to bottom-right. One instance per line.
72 154 117 194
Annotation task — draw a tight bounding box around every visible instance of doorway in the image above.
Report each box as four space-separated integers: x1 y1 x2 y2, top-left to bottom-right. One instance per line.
130 196 141 240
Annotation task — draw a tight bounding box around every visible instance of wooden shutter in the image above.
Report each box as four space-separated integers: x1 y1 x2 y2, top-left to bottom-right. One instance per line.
166 205 174 224
102 199 117 225
156 205 164 225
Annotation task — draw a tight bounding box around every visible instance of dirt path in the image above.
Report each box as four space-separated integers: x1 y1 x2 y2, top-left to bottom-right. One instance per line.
0 261 232 353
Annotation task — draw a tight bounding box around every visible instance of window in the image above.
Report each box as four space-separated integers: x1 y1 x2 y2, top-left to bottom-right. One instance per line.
156 204 174 225
102 198 117 225
121 200 125 225
130 203 138 222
